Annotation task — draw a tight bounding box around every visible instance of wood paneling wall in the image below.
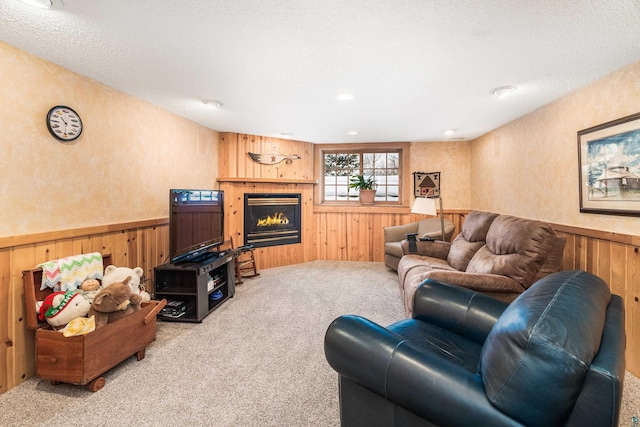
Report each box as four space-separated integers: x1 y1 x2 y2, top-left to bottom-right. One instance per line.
219 181 316 269
1 213 639 395
313 211 465 262
219 133 315 181
0 220 168 395
554 224 640 377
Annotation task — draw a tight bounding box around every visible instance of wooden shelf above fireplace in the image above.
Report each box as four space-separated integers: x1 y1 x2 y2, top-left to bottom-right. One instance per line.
217 177 317 185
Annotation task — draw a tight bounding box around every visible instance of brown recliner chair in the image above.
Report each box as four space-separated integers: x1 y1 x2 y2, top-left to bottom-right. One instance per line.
397 211 566 315
383 217 455 271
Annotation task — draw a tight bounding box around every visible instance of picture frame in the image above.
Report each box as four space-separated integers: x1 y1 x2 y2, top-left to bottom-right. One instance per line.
413 171 440 198
578 112 640 216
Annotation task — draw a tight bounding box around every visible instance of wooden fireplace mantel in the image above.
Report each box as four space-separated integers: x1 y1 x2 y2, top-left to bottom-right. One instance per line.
216 177 317 185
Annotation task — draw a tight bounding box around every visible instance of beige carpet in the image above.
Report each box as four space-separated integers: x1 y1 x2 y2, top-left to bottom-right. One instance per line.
0 261 637 426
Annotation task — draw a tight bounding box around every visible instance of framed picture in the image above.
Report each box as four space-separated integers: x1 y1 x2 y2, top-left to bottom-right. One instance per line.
578 112 640 215
413 171 440 198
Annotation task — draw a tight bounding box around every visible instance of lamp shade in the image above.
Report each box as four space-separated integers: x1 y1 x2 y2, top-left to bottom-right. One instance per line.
411 197 437 216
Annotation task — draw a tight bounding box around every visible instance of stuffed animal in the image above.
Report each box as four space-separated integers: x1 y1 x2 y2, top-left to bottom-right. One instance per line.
88 277 142 328
79 278 102 304
102 265 151 302
36 290 91 329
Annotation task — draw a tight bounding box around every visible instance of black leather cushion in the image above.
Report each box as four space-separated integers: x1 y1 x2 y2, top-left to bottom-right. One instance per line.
388 319 483 373
478 270 611 427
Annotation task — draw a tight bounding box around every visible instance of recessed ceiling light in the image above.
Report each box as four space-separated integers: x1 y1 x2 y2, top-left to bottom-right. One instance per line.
443 129 457 136
336 93 354 101
280 133 293 138
203 99 223 108
489 85 517 98
19 0 63 9
347 131 359 135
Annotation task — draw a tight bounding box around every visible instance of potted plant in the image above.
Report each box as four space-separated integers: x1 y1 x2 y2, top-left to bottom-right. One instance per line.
349 175 377 204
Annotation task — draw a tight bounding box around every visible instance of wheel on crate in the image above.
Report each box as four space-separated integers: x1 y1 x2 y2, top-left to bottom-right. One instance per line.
87 376 105 392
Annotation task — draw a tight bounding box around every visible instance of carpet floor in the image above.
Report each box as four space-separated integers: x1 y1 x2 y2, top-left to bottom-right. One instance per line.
0 261 637 426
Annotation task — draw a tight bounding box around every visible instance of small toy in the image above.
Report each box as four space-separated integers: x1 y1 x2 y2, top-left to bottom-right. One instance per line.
88 277 142 328
79 278 102 304
61 315 96 337
36 290 91 329
102 265 151 302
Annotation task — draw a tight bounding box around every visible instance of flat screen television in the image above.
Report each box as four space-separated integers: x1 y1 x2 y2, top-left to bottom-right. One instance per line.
169 189 224 264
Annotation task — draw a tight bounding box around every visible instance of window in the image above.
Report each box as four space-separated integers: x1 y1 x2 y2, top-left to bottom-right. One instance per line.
322 148 402 203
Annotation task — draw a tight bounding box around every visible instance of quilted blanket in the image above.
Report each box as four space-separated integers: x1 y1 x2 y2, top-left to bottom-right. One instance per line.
37 252 104 291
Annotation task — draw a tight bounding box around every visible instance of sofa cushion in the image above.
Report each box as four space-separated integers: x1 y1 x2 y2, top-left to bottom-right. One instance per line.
446 211 498 271
534 236 567 282
465 215 559 288
479 270 611 427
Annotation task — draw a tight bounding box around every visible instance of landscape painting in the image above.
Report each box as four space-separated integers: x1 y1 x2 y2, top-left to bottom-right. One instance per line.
578 112 640 215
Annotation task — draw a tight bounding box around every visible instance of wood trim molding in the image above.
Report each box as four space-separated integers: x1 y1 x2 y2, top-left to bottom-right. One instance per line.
217 177 317 184
550 222 640 246
0 218 168 249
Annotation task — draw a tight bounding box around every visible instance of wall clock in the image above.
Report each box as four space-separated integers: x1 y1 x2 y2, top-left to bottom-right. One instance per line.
46 105 83 141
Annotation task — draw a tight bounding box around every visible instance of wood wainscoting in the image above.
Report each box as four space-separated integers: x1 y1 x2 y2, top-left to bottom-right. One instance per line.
218 177 466 269
1 212 639 395
313 208 466 263
0 219 168 395
554 223 640 377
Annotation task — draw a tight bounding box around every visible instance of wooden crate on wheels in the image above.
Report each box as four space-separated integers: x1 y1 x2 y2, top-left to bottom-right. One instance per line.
22 254 166 392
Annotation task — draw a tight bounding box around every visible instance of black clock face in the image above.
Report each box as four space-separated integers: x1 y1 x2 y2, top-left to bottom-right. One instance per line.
47 106 83 141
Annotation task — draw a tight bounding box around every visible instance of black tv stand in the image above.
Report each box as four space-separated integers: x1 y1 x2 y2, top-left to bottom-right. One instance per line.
187 251 216 264
154 253 235 322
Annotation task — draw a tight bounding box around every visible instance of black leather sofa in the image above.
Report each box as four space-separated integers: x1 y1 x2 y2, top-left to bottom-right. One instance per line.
324 270 625 426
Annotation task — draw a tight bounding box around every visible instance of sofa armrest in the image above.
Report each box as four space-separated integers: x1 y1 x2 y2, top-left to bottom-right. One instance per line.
565 295 626 426
325 314 519 426
325 315 404 397
413 279 508 345
400 239 451 259
422 271 525 295
384 222 419 243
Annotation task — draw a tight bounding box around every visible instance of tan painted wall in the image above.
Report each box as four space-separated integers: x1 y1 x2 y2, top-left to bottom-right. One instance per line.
409 141 471 210
0 41 219 238
470 61 640 234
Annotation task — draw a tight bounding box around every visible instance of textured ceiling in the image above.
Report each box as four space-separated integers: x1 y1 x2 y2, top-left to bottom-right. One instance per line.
2 0 640 143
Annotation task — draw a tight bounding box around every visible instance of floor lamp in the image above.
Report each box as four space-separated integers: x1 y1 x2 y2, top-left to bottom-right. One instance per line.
411 196 446 241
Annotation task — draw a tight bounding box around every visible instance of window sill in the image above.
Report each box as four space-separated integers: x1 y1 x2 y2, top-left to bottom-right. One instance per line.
313 203 410 214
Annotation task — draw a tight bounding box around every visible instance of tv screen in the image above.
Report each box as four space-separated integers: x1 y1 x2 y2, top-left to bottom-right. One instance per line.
169 189 224 264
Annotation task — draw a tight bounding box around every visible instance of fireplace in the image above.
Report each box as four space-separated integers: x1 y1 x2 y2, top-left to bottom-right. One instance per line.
244 193 302 248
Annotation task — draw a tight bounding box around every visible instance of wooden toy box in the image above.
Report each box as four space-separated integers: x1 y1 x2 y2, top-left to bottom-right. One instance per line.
22 255 166 391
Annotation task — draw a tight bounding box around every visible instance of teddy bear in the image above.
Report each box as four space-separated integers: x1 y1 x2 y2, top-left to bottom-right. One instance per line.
36 290 91 329
79 278 102 304
88 277 142 328
102 265 151 302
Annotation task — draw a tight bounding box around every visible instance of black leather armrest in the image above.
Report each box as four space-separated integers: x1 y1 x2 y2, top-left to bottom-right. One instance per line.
324 315 519 426
412 279 509 345
324 315 404 397
565 295 626 426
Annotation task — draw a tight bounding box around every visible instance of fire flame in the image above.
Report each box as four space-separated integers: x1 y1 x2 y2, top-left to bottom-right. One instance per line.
257 212 290 227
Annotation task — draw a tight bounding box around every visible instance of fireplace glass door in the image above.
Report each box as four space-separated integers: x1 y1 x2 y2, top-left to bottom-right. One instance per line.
244 193 302 248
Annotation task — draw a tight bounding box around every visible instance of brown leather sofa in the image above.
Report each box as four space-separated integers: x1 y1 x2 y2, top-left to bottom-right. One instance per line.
397 211 566 315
